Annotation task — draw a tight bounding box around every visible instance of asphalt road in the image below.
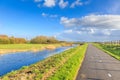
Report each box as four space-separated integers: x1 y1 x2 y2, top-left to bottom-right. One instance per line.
76 44 120 80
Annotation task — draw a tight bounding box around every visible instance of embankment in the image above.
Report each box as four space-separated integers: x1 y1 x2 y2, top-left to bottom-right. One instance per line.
0 44 87 80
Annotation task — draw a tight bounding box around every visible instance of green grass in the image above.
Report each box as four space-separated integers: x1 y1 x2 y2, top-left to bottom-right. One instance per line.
0 44 87 80
0 44 63 54
94 43 120 60
48 44 87 80
0 44 61 49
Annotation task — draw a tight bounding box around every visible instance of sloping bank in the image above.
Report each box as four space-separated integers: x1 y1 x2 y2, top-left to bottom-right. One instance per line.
94 44 120 60
0 44 87 80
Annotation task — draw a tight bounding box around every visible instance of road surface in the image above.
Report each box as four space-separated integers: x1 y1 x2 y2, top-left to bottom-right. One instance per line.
76 44 120 80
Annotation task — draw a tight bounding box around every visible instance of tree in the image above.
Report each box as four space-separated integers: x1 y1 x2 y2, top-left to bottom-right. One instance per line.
30 36 59 44
9 36 15 44
0 38 10 44
0 35 27 44
47 37 59 43
30 36 48 44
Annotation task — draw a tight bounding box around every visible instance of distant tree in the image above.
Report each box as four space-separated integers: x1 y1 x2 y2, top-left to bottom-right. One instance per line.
30 36 46 44
14 38 26 44
0 35 10 44
9 36 15 44
47 37 59 43
0 35 8 37
0 35 27 44
30 36 59 44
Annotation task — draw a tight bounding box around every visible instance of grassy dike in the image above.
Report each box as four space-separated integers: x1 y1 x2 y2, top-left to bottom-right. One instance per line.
0 44 87 80
94 44 120 60
48 44 87 80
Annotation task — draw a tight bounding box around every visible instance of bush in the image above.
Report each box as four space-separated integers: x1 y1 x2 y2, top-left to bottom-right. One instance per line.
30 36 59 44
0 35 27 44
0 38 10 44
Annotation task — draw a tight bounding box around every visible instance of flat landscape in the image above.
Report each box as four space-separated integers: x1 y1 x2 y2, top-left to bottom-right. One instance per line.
0 0 120 80
0 44 87 80
0 42 120 80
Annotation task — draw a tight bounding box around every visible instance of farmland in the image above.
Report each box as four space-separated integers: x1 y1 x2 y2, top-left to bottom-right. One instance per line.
0 44 87 80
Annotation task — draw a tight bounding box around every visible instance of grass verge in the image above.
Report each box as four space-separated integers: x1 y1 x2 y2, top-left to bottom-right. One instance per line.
0 44 87 80
94 43 120 60
48 44 87 80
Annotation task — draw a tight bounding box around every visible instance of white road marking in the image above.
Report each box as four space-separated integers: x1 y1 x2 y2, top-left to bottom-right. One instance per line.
108 73 112 77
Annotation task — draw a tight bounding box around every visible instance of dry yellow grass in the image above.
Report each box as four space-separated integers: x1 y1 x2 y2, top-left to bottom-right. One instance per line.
45 45 56 50
0 43 72 54
0 49 29 54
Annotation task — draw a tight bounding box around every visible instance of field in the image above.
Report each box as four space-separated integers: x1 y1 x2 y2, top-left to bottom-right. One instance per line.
0 44 87 80
94 44 120 60
0 43 69 54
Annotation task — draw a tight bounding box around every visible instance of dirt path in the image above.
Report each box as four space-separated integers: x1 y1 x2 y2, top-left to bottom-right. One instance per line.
76 44 120 80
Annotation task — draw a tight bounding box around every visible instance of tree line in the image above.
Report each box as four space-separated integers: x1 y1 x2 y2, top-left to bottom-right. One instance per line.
0 35 59 44
30 36 59 44
0 35 26 44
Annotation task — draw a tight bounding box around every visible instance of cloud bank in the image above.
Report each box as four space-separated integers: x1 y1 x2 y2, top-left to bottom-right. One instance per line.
60 15 120 29
58 15 120 41
34 0 87 8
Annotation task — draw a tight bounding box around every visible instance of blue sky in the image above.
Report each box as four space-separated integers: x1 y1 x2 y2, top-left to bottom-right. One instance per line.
0 0 120 41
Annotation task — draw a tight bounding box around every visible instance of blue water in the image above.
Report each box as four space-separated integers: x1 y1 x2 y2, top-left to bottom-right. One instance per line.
0 46 72 76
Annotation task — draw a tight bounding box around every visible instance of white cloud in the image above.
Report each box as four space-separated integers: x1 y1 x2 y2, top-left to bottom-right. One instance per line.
60 17 80 27
60 15 120 29
70 0 83 8
44 0 56 7
59 0 69 8
64 29 73 33
76 31 82 34
89 28 95 34
102 29 111 35
34 0 89 9
41 12 58 18
56 29 120 41
59 15 120 41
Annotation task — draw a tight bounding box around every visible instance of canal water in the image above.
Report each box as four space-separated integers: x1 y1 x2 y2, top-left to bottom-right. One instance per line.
0 46 73 76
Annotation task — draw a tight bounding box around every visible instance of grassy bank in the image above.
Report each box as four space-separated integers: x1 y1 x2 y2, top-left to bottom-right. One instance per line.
0 44 87 80
48 44 87 80
94 43 120 60
0 43 71 54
